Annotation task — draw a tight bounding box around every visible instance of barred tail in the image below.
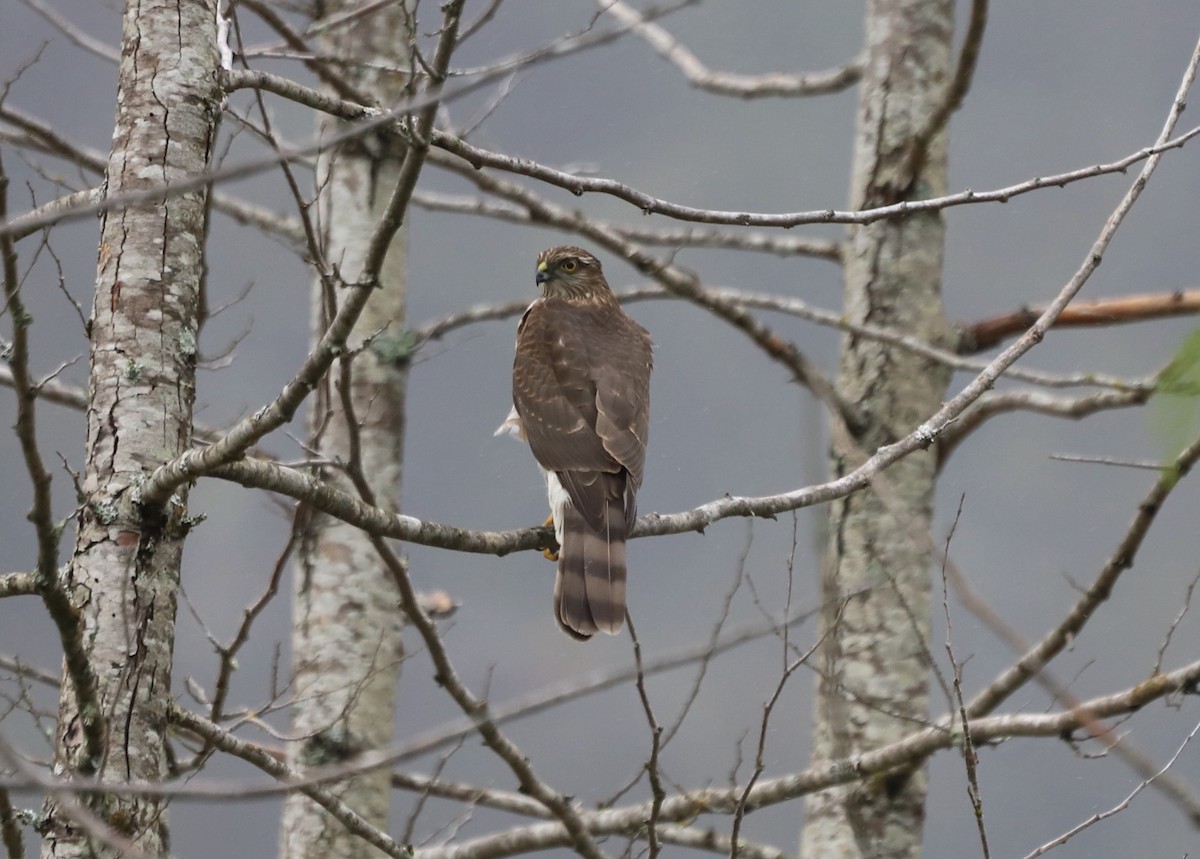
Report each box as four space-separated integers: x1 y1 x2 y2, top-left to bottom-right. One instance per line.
554 500 627 639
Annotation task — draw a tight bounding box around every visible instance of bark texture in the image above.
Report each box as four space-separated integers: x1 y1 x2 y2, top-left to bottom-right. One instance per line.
802 2 955 858
39 1 218 857
279 3 412 857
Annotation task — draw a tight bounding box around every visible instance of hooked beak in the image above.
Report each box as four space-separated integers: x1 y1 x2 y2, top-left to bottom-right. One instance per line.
535 261 549 286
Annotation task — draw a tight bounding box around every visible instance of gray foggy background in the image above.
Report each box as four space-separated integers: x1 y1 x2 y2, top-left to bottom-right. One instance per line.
3 1 1200 857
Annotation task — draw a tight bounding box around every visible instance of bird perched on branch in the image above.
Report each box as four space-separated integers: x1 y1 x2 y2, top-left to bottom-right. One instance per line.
497 247 653 639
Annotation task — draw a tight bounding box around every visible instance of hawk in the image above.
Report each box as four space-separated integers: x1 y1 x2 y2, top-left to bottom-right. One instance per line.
498 247 653 639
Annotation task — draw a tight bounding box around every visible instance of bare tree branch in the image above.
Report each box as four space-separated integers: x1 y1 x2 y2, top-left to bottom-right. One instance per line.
937 386 1152 465
0 146 105 772
947 552 1200 825
428 122 1200 227
966 430 1200 720
411 659 1200 859
235 0 368 103
961 289 1200 353
132 63 1200 237
408 283 1150 396
598 0 864 98
364 525 611 859
1021 719 1200 859
412 189 841 261
18 0 119 63
169 704 414 859
0 573 37 598
0 105 305 247
5 187 103 241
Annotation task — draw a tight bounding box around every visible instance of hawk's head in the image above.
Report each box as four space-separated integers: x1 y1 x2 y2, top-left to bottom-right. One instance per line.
535 246 610 301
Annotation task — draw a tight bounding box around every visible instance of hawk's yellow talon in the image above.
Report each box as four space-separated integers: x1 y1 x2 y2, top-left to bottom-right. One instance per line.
542 514 559 561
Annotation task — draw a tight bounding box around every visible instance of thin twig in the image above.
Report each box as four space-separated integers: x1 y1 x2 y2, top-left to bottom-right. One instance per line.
1155 568 1200 674
366 526 611 859
169 705 414 858
627 616 664 859
966 431 1200 721
598 0 864 98
0 143 104 772
939 387 1151 465
18 0 119 63
940 496 991 859
1021 719 1200 859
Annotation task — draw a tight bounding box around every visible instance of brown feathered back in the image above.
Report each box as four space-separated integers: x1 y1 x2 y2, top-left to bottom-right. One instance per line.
511 247 652 638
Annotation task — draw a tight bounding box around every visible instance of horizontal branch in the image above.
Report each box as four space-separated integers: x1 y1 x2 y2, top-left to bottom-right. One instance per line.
395 768 786 859
11 662 1200 830
428 123 1200 227
961 289 1200 353
205 448 949 556
418 658 1200 859
0 572 37 598
5 188 103 241
0 109 304 248
0 43 531 239
178 63 1200 234
212 459 551 553
702 286 1150 390
413 189 841 261
938 387 1152 464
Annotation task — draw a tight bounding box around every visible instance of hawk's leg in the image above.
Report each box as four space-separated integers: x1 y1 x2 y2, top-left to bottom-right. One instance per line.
542 513 560 562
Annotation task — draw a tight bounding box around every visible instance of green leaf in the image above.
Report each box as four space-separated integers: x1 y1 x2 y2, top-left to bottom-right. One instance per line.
1150 326 1200 465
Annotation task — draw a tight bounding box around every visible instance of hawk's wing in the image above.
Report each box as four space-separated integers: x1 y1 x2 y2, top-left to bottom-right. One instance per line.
513 297 652 530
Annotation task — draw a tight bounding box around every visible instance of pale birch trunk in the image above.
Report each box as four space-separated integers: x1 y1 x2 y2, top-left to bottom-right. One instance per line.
802 2 955 858
278 3 413 857
39 1 219 857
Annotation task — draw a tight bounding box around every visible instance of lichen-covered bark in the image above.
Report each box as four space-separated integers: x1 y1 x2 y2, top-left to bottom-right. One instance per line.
279 4 411 857
39 1 218 857
802 2 955 858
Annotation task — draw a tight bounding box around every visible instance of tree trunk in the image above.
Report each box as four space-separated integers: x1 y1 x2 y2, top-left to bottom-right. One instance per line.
39 1 219 857
279 4 412 857
802 2 955 858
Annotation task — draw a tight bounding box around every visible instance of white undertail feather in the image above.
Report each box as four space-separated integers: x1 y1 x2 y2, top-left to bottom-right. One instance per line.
494 406 525 441
543 470 569 547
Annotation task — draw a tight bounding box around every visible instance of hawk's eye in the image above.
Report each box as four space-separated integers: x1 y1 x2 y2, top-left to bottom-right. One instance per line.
560 258 578 273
